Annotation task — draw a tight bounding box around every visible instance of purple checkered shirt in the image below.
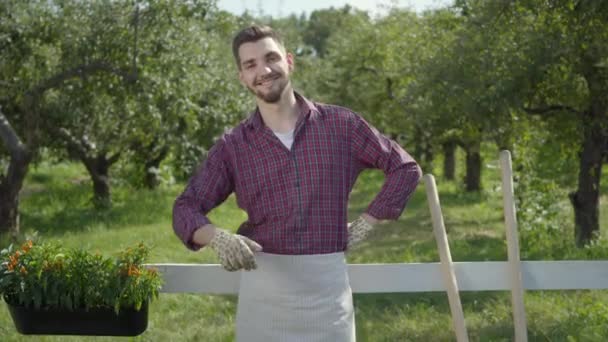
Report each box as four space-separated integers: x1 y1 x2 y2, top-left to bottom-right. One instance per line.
173 92 421 255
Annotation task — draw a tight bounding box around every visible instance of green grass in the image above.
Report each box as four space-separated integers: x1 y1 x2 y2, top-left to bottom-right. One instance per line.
1 152 608 341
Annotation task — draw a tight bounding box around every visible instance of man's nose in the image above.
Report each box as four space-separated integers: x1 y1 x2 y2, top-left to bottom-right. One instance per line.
256 63 273 75
261 67 273 76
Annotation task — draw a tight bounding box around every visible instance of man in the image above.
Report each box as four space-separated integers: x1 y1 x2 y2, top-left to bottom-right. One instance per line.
173 25 421 342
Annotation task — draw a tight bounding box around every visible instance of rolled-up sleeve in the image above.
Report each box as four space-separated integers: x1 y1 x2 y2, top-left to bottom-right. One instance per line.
172 137 234 250
350 113 422 220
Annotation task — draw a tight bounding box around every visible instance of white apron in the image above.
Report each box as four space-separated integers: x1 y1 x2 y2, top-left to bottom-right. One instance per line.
235 252 355 342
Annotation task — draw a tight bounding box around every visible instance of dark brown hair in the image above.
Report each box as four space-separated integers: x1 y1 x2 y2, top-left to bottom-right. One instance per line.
232 25 285 69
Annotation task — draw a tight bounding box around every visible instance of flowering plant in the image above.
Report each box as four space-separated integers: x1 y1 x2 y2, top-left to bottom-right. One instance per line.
0 241 162 314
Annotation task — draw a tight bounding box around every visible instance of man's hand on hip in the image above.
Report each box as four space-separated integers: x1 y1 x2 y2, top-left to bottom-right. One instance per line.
347 215 376 250
209 229 262 271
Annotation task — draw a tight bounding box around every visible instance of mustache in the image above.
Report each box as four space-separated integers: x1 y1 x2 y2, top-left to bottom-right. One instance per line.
255 72 281 84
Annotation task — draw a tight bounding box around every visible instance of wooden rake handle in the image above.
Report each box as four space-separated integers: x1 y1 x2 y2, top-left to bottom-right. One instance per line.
424 174 469 342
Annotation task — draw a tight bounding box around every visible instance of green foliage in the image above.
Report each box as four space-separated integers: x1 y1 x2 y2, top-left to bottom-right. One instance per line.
302 5 370 57
0 241 161 313
509 116 580 259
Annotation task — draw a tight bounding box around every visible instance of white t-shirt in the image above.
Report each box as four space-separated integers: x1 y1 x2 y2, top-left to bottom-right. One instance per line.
273 128 295 150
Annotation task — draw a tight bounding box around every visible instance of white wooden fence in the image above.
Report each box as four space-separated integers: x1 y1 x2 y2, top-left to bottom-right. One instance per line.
148 260 608 294
148 151 607 342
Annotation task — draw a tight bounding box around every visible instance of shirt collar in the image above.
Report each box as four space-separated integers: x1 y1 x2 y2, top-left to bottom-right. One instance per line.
246 91 320 131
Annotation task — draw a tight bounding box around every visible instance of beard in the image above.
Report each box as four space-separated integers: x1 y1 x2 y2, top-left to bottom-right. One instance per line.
248 71 290 104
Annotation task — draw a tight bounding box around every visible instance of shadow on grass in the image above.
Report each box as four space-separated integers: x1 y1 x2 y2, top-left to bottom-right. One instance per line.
20 181 176 236
355 292 451 311
354 292 515 341
445 215 504 231
472 322 515 341
28 172 54 184
435 189 486 207
450 234 507 261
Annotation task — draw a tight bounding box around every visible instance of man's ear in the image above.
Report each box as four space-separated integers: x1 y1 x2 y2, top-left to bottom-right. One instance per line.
287 52 294 72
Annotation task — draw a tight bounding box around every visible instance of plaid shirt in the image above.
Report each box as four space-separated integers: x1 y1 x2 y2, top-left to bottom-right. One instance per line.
173 93 421 255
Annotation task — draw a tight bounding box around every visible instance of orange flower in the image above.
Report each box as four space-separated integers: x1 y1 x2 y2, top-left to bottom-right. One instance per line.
8 255 19 270
127 265 140 276
21 240 33 253
20 266 27 275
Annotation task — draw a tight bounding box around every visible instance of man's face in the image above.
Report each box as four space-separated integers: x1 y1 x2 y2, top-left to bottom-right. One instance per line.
238 37 294 104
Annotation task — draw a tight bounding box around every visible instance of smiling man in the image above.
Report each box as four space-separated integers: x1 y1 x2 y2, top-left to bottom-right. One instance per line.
173 25 421 341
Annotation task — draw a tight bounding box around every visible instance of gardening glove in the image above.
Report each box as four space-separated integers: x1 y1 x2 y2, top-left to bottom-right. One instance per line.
209 229 262 272
347 216 375 250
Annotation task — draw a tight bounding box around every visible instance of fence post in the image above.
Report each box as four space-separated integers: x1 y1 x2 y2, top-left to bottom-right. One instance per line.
500 150 528 342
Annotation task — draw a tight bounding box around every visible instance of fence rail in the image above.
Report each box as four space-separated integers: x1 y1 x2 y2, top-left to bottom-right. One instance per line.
147 260 608 294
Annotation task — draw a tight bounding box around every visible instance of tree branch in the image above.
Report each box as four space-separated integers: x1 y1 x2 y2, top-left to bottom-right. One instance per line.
357 66 380 75
56 127 90 160
28 61 137 99
522 105 581 116
108 151 122 165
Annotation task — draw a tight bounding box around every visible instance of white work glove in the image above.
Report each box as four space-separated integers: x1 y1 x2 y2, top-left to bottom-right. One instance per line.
209 229 262 271
347 216 375 250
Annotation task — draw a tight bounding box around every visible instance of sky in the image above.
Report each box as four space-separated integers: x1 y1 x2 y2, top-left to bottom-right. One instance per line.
217 0 453 18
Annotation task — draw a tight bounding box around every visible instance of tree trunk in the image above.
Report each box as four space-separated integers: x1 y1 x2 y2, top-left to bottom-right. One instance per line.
143 145 168 189
413 126 423 167
83 156 112 209
422 143 434 175
464 141 482 192
0 107 32 238
144 164 160 190
569 122 605 246
570 64 608 246
0 151 31 237
442 141 456 181
56 128 121 209
0 190 19 238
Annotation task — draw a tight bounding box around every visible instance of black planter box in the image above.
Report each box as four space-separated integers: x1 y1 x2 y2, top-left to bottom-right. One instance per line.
6 301 148 336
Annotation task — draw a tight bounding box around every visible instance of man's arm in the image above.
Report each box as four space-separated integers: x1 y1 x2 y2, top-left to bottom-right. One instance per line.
350 113 422 221
173 136 262 271
172 138 234 250
346 113 421 251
